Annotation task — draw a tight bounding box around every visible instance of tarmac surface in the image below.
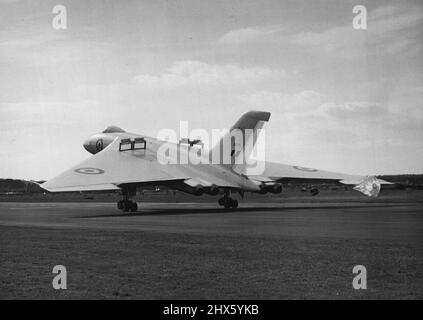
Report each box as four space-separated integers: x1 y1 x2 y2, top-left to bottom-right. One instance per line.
0 196 422 299
0 200 422 239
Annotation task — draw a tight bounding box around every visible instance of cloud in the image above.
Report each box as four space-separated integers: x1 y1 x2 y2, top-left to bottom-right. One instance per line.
239 90 325 114
219 4 423 58
127 60 422 144
0 8 116 68
240 88 423 139
133 60 286 90
292 4 423 57
320 101 388 120
218 25 284 45
0 29 114 67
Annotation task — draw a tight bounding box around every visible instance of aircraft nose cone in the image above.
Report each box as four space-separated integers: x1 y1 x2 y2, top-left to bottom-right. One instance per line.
83 139 92 152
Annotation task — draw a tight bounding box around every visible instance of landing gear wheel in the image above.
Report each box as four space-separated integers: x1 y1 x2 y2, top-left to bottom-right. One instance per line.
123 201 130 212
130 202 138 212
119 200 138 212
118 186 139 213
219 197 238 209
218 190 239 209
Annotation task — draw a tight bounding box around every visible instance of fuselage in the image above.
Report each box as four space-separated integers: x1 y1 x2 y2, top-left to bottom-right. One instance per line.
82 126 269 195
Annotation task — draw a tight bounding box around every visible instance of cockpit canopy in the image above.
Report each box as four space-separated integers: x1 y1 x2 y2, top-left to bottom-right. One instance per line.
102 125 126 133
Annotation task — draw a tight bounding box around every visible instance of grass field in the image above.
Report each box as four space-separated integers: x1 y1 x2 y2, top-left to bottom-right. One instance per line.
1 198 422 299
0 226 422 299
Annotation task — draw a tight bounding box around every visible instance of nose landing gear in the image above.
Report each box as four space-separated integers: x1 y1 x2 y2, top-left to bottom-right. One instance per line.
218 190 238 209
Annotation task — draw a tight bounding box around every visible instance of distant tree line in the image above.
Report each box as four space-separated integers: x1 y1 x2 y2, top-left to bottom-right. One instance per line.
0 179 44 193
378 174 423 189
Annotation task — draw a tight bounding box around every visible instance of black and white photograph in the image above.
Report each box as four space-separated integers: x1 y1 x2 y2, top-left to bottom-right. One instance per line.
0 0 422 305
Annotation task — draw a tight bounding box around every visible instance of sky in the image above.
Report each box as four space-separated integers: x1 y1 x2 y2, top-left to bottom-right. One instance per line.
0 0 422 180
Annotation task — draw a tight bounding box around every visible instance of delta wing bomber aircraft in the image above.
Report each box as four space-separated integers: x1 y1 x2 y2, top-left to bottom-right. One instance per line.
41 111 390 212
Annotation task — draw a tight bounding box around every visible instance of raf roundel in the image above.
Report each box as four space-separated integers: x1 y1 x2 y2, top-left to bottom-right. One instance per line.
96 139 104 151
74 168 105 175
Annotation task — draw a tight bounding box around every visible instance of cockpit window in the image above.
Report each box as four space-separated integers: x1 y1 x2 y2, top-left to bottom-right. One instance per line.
102 125 126 133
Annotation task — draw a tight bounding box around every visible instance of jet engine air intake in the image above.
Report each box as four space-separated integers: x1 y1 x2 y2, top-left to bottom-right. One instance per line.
206 185 220 195
194 186 204 196
259 183 282 194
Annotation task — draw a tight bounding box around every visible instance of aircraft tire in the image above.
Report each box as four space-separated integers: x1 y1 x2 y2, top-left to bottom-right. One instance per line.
130 202 138 212
122 201 130 212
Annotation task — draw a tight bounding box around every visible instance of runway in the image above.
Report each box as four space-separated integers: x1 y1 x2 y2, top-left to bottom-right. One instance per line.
0 201 422 239
0 198 422 299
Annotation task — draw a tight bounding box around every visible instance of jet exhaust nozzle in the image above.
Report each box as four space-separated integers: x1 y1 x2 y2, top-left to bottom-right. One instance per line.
270 184 282 194
206 185 220 195
194 186 204 196
259 183 282 194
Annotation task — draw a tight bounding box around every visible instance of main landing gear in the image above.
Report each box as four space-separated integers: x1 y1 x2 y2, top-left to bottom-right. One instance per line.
117 186 138 212
218 190 238 209
117 199 138 212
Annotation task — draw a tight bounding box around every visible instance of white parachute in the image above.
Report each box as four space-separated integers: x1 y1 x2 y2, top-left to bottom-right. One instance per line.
353 176 382 197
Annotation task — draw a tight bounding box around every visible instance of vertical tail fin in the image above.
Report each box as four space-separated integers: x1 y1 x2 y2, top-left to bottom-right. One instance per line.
211 111 271 168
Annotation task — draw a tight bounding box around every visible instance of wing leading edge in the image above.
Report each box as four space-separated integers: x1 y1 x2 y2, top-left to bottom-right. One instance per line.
41 138 188 192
